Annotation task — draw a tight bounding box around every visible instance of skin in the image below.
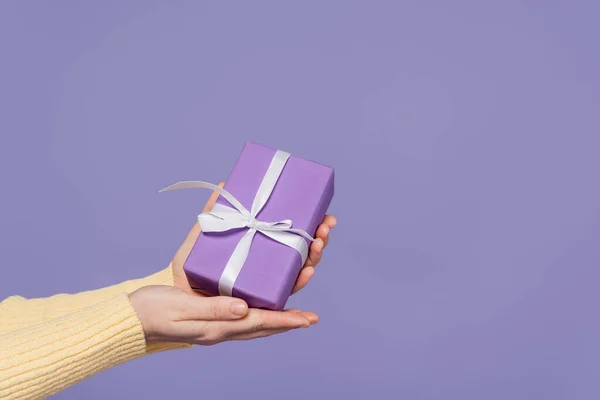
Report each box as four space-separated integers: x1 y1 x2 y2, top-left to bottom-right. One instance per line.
130 183 337 346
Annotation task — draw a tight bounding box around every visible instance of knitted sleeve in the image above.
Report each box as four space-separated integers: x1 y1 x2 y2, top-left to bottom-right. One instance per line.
0 265 191 399
0 265 181 335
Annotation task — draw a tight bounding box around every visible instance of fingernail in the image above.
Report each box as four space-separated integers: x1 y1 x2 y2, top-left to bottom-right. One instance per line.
231 302 247 316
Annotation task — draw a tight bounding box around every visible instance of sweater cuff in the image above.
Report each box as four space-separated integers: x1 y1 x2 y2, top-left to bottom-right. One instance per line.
146 341 193 353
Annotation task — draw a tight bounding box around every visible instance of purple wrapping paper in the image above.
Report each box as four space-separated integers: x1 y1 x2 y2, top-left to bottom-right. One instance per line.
184 142 335 310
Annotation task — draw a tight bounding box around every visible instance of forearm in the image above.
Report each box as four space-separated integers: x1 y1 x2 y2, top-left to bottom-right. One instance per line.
0 293 161 399
0 265 175 335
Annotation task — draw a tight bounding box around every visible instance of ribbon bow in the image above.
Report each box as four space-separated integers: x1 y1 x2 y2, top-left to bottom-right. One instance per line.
160 150 315 296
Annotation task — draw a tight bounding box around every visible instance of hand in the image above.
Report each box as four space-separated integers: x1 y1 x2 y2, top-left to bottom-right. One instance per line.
170 182 337 295
129 285 317 345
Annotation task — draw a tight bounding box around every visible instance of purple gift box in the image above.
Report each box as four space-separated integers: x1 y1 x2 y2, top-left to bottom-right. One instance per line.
183 142 334 311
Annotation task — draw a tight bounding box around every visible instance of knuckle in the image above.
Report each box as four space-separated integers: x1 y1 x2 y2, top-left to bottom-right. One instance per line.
201 327 222 343
196 333 220 346
208 301 222 319
251 322 268 332
168 307 185 322
218 328 236 340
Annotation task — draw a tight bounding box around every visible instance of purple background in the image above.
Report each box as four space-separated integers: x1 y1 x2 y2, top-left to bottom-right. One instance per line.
1 1 599 399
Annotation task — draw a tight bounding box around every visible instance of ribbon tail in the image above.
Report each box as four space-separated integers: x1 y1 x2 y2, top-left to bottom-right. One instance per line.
218 228 257 296
160 181 251 219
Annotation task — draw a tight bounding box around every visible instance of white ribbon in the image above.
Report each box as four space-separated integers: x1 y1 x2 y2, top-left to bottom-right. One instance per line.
160 150 315 296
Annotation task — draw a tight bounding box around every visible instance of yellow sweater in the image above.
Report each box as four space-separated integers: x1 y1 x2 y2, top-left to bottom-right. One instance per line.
0 265 190 400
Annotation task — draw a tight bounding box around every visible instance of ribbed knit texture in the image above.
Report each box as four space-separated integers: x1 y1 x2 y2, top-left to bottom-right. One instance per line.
0 264 191 399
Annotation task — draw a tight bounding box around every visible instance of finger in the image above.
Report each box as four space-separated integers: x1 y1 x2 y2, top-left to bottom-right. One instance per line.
247 308 312 329
216 308 311 338
291 266 315 294
305 238 324 269
176 294 249 321
315 224 330 247
172 221 201 266
173 182 225 270
228 327 296 341
323 214 337 228
181 309 316 344
229 310 319 341
186 181 225 239
286 309 319 324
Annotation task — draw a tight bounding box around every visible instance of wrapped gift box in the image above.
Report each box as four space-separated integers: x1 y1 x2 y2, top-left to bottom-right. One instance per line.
182 142 334 310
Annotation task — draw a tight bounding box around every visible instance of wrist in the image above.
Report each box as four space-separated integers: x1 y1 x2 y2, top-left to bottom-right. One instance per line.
128 288 159 343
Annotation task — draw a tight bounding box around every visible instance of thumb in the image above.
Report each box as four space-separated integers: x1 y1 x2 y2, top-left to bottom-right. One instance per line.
173 181 226 273
178 294 249 321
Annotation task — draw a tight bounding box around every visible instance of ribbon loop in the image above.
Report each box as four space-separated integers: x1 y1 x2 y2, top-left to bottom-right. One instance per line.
161 150 315 297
